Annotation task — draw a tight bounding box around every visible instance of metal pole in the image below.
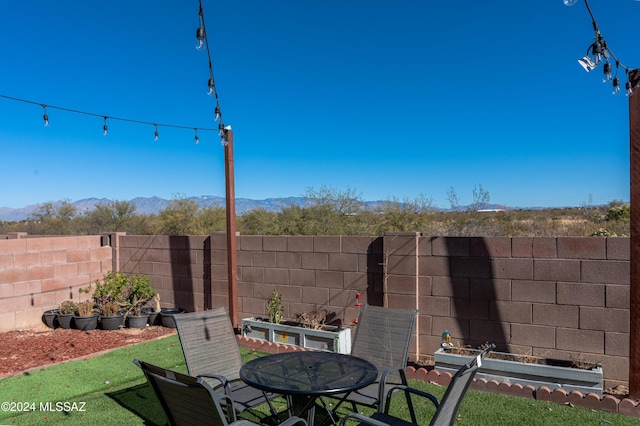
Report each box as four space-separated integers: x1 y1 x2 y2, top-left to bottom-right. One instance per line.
224 130 239 331
629 69 640 398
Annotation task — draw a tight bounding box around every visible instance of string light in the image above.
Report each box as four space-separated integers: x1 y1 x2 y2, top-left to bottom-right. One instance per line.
41 104 49 127
0 94 219 143
195 4 205 51
196 0 228 145
0 2 229 145
566 0 639 96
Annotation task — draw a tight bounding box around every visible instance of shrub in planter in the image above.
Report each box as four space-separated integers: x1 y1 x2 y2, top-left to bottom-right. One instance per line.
124 274 157 329
74 300 98 331
100 301 124 330
82 271 128 315
57 300 77 329
267 288 283 324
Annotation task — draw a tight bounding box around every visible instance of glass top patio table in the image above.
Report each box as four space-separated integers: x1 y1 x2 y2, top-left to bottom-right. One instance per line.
240 351 378 424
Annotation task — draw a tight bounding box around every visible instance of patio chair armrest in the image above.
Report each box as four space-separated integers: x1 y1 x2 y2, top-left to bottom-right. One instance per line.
196 373 232 395
338 412 391 426
384 384 439 412
280 415 309 426
214 393 238 424
377 367 408 412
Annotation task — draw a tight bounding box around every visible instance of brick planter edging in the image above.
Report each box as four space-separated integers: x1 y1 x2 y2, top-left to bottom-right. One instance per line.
405 366 640 419
236 337 640 419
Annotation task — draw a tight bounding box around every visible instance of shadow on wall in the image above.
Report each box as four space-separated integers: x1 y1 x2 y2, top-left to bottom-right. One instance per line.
444 237 508 351
366 237 385 307
168 236 200 313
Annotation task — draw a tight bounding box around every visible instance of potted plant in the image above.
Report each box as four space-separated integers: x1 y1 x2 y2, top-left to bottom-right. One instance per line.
267 288 283 324
82 272 128 330
57 300 77 329
241 289 352 353
434 344 604 396
100 301 124 330
124 274 157 329
74 300 98 331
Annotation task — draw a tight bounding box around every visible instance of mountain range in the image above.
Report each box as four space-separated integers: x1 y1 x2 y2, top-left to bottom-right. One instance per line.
0 196 298 221
0 195 513 222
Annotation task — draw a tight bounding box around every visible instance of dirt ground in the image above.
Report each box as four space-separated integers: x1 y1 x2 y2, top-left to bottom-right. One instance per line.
0 325 177 378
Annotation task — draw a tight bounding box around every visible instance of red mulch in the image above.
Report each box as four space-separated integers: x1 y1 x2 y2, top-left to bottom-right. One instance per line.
0 326 177 378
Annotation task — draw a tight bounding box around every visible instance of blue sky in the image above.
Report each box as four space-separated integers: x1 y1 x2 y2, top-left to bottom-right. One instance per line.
0 1 636 210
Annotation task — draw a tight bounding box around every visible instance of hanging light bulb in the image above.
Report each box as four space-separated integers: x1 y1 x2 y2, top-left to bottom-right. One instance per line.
42 105 49 127
196 26 205 50
103 117 108 136
194 128 199 144
563 0 578 6
602 62 612 83
208 77 215 95
578 55 596 72
196 4 205 50
154 124 159 141
626 81 634 97
214 105 221 121
219 123 227 146
612 77 621 95
590 39 605 66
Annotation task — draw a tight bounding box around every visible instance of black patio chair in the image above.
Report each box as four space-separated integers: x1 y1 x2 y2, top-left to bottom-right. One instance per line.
331 305 418 415
337 344 495 426
173 307 281 416
133 359 307 426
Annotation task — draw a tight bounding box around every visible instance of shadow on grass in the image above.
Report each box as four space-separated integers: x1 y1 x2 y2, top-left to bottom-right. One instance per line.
106 383 168 426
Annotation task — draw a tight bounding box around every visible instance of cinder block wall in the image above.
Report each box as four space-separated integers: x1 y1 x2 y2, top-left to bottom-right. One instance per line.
384 235 630 390
116 235 213 312
232 235 383 328
0 235 111 332
0 233 630 389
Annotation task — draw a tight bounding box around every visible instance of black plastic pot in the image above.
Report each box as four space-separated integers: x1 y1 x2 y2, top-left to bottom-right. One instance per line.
127 314 149 329
43 309 59 328
74 315 98 331
160 308 185 328
100 314 124 330
57 313 75 329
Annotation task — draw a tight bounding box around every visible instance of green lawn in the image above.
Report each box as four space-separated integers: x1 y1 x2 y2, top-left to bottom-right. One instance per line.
0 335 637 425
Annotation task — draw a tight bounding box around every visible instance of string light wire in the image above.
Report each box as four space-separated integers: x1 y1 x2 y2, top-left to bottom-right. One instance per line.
0 93 218 141
0 2 228 143
196 0 230 145
573 0 638 96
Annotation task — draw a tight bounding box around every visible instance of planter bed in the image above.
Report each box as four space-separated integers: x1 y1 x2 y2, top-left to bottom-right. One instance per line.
434 348 603 396
241 317 352 354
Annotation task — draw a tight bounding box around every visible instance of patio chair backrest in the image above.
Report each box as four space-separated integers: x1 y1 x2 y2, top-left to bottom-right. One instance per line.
429 344 494 426
173 307 242 381
133 358 231 426
351 305 418 375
